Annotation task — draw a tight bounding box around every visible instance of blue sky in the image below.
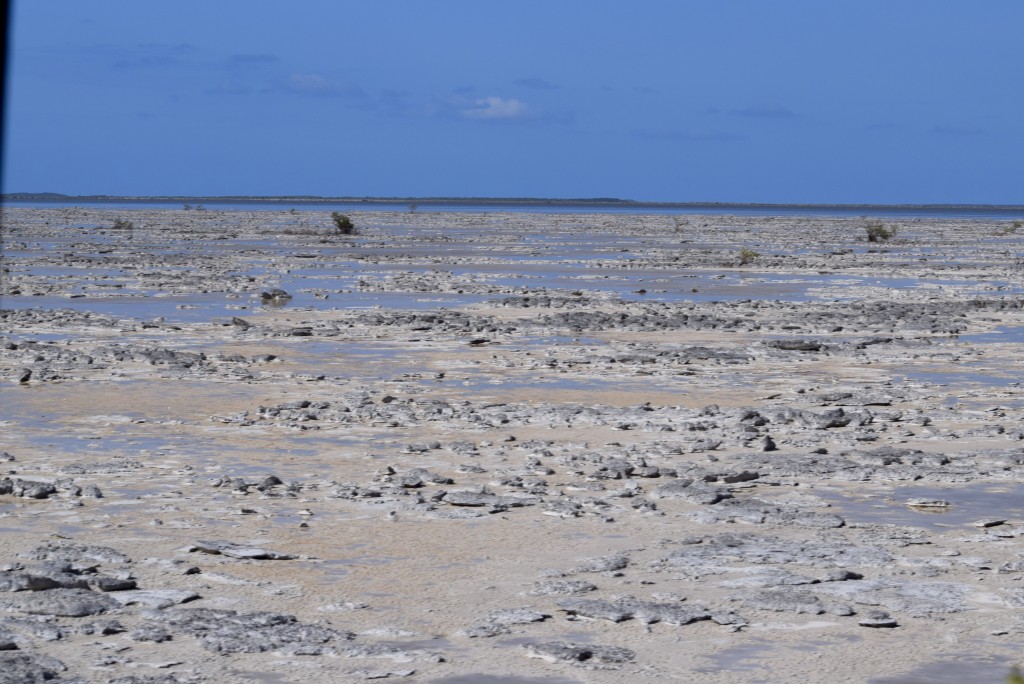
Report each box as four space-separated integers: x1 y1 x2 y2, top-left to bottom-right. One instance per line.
4 1 1023 203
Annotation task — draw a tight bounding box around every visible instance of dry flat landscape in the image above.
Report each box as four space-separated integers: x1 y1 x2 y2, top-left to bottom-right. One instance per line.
2 206 1024 683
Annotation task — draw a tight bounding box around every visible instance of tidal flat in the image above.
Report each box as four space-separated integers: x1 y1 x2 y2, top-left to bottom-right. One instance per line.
2 206 1024 683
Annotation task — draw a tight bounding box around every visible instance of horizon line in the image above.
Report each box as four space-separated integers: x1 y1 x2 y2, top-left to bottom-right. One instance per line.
4 192 1023 210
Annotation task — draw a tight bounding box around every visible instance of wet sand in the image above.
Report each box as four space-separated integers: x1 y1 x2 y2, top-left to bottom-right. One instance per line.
2 207 1024 683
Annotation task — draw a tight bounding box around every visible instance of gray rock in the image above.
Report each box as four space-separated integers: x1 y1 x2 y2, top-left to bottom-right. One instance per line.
571 555 629 573
766 340 824 352
735 589 828 615
858 610 899 628
441 490 496 507
0 588 121 617
528 580 598 596
649 479 731 504
717 568 820 588
343 643 444 662
485 608 549 625
0 652 67 684
20 542 130 565
556 597 711 625
108 590 200 609
456 623 510 638
555 598 632 622
77 619 125 635
523 641 634 666
0 618 65 641
154 607 352 654
127 624 173 642
190 540 296 560
617 598 712 625
690 499 845 528
658 532 893 570
816 579 968 617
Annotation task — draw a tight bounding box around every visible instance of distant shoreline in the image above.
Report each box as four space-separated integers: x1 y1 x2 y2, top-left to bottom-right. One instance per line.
3 192 1023 213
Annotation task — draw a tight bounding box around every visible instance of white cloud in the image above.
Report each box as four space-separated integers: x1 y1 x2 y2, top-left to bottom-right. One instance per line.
461 96 530 120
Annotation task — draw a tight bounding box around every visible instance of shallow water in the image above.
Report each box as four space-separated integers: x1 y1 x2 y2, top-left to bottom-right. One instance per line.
820 482 1024 528
869 654 1015 684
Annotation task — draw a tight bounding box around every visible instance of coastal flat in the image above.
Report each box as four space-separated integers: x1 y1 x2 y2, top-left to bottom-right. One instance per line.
2 207 1024 683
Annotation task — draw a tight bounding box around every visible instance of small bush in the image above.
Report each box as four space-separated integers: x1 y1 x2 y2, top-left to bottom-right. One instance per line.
331 212 357 235
865 220 897 242
738 248 760 266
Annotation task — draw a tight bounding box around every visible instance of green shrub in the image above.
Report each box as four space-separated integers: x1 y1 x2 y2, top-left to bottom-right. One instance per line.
331 212 357 235
865 220 897 242
738 248 760 266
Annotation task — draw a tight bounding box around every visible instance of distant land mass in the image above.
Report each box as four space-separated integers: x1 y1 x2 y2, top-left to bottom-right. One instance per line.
3 192 1023 213
2 192 637 206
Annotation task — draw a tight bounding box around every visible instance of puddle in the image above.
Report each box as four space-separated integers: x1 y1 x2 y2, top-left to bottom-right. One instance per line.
820 482 1024 527
869 654 1015 683
429 676 583 684
231 671 297 684
958 326 1024 344
895 369 1021 388
693 641 773 675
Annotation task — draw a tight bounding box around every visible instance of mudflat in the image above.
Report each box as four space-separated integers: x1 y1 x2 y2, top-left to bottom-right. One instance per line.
2 206 1024 683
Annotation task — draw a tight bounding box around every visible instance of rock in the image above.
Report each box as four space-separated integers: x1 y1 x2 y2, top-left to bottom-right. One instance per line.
735 589 828 615
658 532 894 570
456 623 510 638
343 643 444 662
128 624 173 642
149 607 349 654
484 608 549 625
556 597 711 625
20 542 130 565
858 610 899 628
77 619 125 635
189 540 297 560
906 498 950 509
108 590 200 609
649 479 731 505
0 588 121 617
528 580 598 596
0 652 67 683
0 479 57 500
571 555 629 573
441 490 495 507
1 618 65 641
523 641 634 666
816 579 968 617
766 340 824 352
555 598 632 622
17 369 31 383
260 289 292 302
